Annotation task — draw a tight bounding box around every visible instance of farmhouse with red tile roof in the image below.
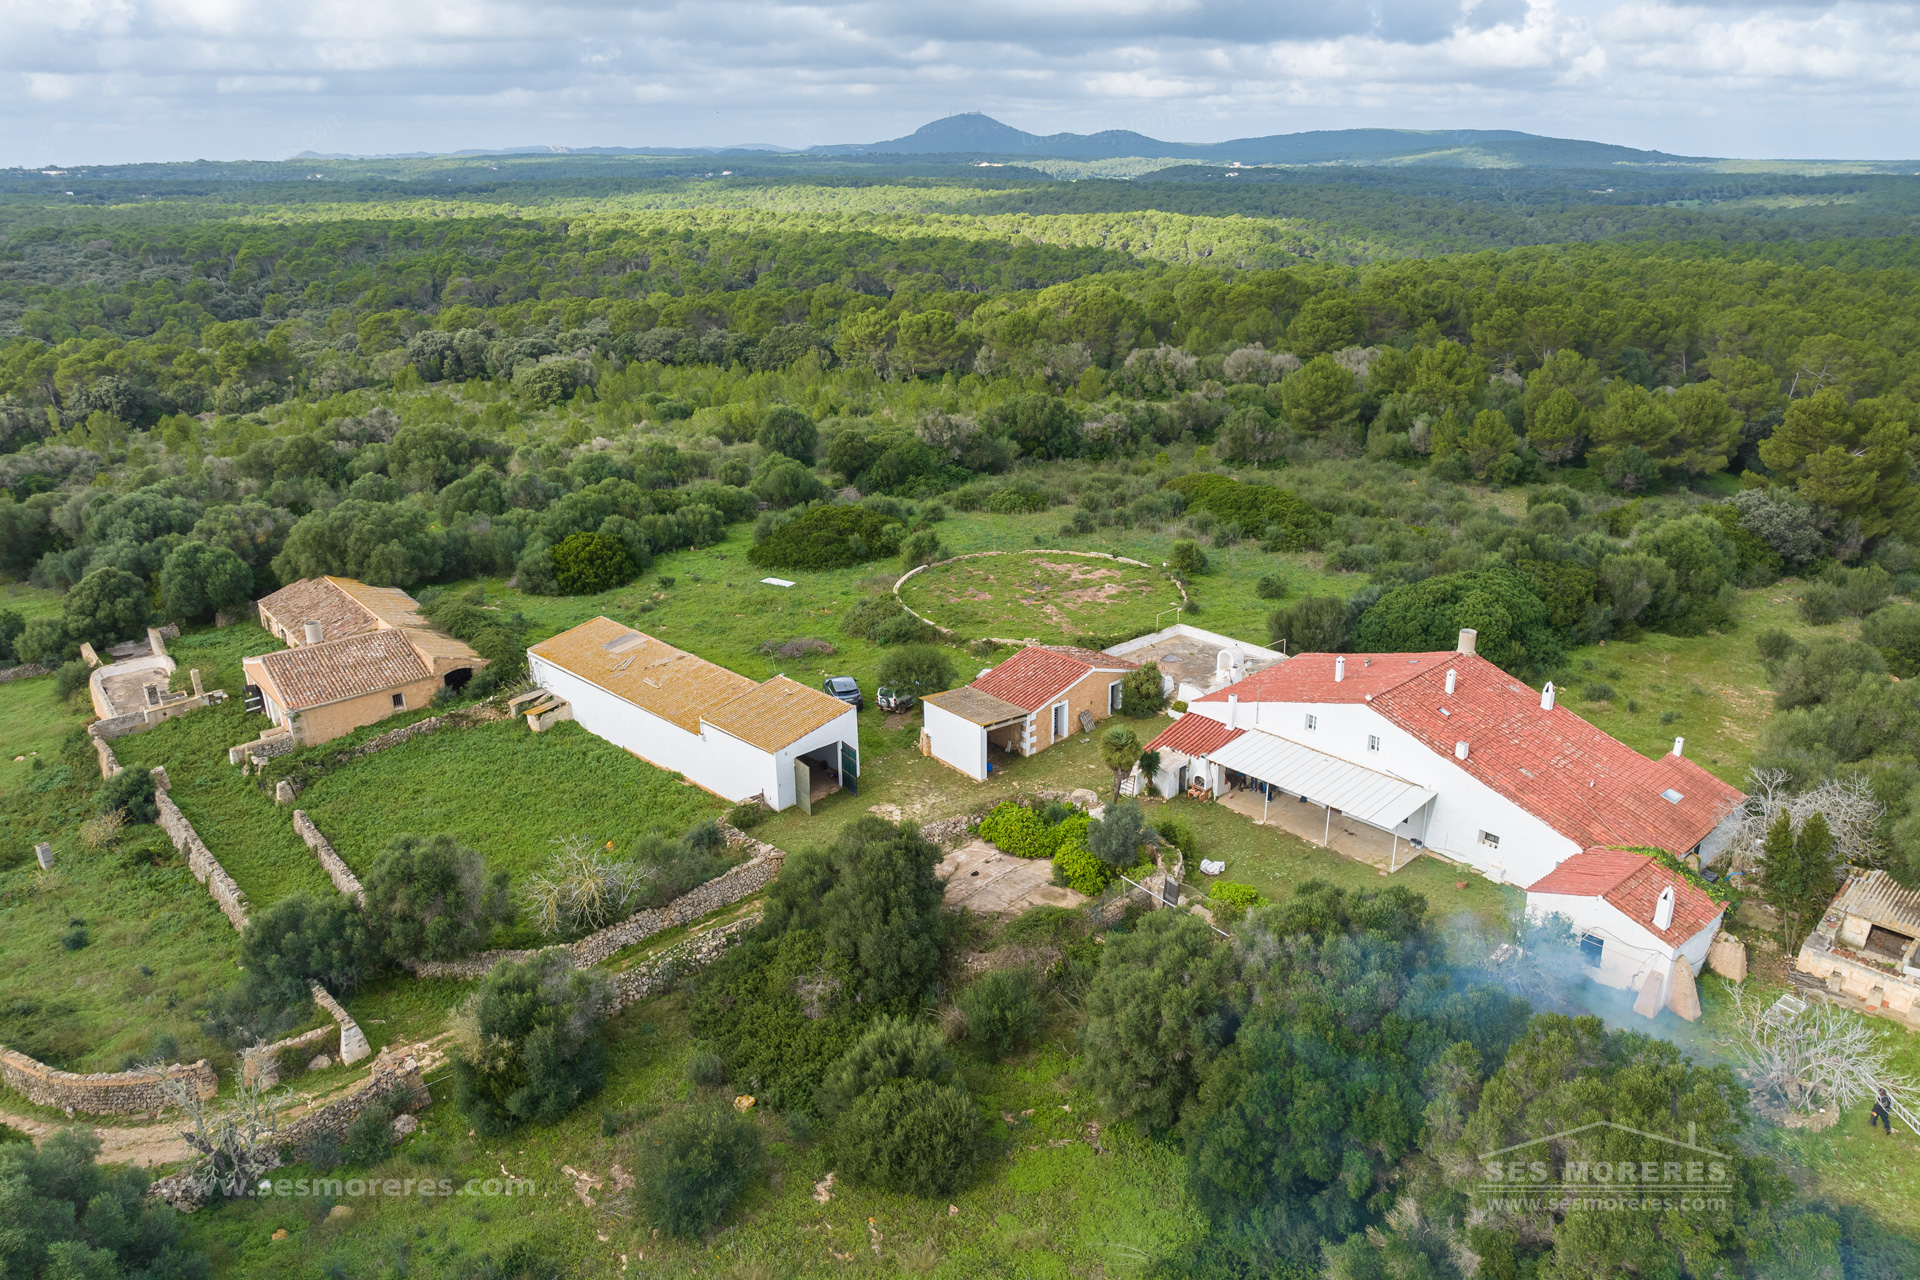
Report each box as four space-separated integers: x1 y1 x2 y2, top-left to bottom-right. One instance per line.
922 645 1137 781
1527 848 1726 1021
1178 628 1744 888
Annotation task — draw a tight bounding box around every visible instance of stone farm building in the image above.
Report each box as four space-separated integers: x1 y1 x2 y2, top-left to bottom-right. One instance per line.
1796 870 1920 1024
526 616 858 811
921 644 1137 782
1154 628 1744 887
242 578 485 746
1527 847 1725 1020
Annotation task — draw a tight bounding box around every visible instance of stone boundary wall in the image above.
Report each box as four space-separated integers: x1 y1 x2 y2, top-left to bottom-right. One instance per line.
0 662 51 684
156 791 250 930
292 810 365 902
0 1047 217 1116
894 548 1188 645
406 824 784 980
310 982 371 1065
240 1023 335 1088
609 914 761 1010
92 732 122 778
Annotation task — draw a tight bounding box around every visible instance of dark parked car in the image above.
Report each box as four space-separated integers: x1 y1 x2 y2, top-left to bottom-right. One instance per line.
824 675 863 710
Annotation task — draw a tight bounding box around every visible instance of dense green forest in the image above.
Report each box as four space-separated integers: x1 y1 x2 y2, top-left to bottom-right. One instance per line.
8 154 1920 1280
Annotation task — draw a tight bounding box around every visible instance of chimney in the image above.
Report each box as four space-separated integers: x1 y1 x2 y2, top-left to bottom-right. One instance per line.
303 620 323 645
1227 694 1239 729
1541 681 1555 711
1672 736 1684 757
1654 885 1676 931
1334 656 1346 683
1444 669 1457 695
1454 740 1469 760
1456 628 1477 656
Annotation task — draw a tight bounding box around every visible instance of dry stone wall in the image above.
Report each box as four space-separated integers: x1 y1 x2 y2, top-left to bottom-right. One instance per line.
310 982 371 1064
608 914 760 1010
92 732 122 778
406 824 784 980
156 791 250 930
240 1024 335 1089
0 662 50 683
292 810 365 902
0 1047 216 1116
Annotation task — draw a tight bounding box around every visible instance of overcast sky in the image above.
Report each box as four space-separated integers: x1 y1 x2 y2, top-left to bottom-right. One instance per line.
4 0 1918 166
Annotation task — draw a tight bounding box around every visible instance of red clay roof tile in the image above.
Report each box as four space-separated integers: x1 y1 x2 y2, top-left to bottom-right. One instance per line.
1144 716 1244 757
971 645 1133 713
1529 848 1724 947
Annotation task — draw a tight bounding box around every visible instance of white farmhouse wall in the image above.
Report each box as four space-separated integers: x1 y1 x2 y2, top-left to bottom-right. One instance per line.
924 702 988 781
1188 698 1580 884
531 652 857 811
1528 891 1721 992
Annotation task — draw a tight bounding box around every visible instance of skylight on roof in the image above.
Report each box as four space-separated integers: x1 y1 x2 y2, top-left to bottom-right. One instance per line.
1662 788 1684 804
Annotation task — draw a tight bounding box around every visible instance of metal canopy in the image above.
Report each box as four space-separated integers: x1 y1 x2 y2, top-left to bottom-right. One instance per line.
1210 729 1437 831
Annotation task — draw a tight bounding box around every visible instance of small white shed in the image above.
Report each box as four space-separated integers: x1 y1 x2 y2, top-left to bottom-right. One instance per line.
920 686 1031 782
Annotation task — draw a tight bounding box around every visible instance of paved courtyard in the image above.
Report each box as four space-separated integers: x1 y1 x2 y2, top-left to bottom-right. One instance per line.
937 838 1087 915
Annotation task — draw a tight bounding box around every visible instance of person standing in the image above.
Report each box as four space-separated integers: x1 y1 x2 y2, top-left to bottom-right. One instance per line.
1871 1088 1897 1135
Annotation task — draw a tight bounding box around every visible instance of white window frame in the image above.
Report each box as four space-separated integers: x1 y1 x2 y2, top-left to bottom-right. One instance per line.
1367 734 1380 752
1052 701 1068 741
1579 933 1605 967
1304 713 1318 731
1109 680 1123 712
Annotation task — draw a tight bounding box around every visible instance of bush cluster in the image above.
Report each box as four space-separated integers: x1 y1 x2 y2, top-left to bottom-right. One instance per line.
748 504 905 570
1163 472 1329 548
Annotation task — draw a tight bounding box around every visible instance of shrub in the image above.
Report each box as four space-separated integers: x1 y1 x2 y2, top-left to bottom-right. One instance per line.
362 833 514 963
0 608 21 665
1162 472 1328 548
1862 606 1920 677
0 1128 202 1279
16 618 72 666
61 924 90 951
1167 539 1209 577
1087 801 1149 870
1119 661 1166 717
551 530 638 595
686 1050 727 1087
161 541 254 624
876 644 956 699
1756 628 1801 664
638 1101 762 1237
1209 882 1261 908
63 566 150 652
54 658 90 700
452 951 612 1136
819 1018 981 1198
1266 596 1349 653
978 802 1056 859
1835 565 1894 618
843 593 936 645
958 967 1040 1061
726 799 770 830
1349 567 1560 673
95 768 158 824
900 528 947 569
1053 829 1114 896
748 504 905 571
757 404 818 461
342 1099 396 1167
1798 582 1842 625
1255 573 1289 601
835 1077 982 1197
1582 681 1616 702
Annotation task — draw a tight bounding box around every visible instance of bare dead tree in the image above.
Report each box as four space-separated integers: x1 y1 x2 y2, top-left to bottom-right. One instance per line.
522 834 651 936
1729 769 1884 874
1719 982 1916 1117
154 1061 294 1202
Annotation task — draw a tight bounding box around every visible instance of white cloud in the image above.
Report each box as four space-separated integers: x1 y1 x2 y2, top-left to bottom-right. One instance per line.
0 0 1916 164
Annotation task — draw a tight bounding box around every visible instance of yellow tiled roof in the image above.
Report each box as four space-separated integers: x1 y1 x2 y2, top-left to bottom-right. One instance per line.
254 628 430 711
529 617 757 735
329 577 430 630
703 674 853 751
255 577 379 644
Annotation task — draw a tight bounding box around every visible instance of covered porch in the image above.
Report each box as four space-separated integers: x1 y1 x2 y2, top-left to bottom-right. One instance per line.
1207 729 1436 874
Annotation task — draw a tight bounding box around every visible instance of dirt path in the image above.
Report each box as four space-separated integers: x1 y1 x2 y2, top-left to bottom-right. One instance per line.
0 1109 195 1167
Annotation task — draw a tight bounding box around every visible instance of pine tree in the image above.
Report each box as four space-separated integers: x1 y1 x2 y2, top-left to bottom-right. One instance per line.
1759 809 1842 953
1757 810 1802 951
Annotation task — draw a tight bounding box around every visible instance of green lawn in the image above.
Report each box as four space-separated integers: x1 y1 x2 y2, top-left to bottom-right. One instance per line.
295 717 724 931
898 549 1180 644
0 672 92 821
0 580 67 625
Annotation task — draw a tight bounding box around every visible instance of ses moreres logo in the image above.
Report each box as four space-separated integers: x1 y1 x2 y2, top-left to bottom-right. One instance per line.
1474 1121 1732 1215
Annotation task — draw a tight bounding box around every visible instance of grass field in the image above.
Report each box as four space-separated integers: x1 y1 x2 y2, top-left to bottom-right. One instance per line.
898 550 1181 644
1548 581 1860 789
0 672 93 832
296 717 725 945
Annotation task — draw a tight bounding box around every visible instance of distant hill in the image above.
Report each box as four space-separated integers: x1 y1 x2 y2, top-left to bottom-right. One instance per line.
809 114 1718 168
